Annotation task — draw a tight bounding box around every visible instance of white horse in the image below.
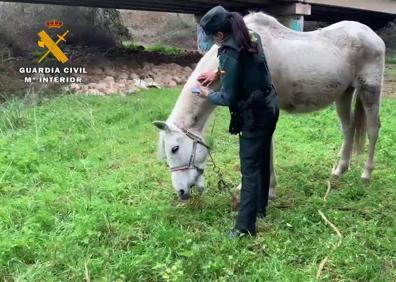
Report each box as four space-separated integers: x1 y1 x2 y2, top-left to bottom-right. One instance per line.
153 12 385 200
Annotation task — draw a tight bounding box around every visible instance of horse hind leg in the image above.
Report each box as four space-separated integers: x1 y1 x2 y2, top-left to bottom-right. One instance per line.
333 86 355 178
269 137 277 199
355 67 383 182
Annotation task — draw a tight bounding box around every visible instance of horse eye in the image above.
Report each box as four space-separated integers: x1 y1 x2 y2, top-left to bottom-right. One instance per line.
171 146 179 154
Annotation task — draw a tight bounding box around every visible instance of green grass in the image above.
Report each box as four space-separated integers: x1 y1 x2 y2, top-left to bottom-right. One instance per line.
0 89 395 281
121 41 184 56
386 50 396 65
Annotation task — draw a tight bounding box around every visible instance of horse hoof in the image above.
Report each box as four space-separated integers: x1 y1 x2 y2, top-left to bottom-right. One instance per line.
361 177 371 184
331 173 341 180
269 188 276 200
332 166 349 179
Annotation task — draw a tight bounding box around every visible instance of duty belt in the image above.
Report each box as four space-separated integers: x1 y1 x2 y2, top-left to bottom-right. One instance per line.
242 84 273 102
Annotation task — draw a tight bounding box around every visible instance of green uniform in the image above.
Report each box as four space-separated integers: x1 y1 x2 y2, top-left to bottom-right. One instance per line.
200 6 279 235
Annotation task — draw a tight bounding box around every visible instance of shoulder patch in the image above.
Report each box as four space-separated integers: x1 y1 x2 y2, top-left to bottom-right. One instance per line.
249 31 258 43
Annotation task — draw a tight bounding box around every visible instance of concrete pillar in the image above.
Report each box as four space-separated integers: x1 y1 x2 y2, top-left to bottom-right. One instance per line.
279 15 305 31
269 3 311 32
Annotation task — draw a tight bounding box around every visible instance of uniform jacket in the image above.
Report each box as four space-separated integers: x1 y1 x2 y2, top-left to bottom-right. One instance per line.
208 31 278 136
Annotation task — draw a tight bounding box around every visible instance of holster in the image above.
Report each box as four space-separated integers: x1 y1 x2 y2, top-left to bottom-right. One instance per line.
229 108 242 135
239 86 274 131
229 86 274 134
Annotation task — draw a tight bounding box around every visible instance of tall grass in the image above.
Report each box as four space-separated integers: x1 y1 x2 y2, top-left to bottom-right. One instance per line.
0 88 395 281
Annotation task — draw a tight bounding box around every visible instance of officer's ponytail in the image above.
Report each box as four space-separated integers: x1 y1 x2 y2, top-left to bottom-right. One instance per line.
230 12 259 53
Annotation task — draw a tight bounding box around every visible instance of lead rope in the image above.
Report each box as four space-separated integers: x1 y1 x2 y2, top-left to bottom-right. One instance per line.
207 150 234 197
207 111 235 197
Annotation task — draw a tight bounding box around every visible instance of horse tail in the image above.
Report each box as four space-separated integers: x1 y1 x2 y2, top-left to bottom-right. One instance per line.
353 94 367 154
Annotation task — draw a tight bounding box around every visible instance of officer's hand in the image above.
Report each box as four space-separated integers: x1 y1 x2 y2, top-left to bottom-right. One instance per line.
197 86 209 99
197 71 219 87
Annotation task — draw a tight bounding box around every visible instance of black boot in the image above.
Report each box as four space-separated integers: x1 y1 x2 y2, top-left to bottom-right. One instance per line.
226 228 256 239
257 211 266 219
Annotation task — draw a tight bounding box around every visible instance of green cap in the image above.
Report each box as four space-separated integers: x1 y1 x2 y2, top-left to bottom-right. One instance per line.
199 6 232 35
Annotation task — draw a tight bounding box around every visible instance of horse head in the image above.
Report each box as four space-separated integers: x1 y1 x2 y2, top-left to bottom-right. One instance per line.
153 121 210 200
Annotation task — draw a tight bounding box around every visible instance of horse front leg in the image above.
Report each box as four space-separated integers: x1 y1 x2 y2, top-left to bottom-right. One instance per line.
333 87 355 178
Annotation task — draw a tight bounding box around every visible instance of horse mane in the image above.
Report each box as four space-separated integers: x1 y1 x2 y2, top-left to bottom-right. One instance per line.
244 11 288 31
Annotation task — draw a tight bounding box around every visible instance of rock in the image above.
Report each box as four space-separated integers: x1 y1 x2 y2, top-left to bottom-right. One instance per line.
118 72 128 80
80 85 89 92
134 79 148 89
88 82 97 89
87 75 100 83
184 66 193 73
105 87 118 95
87 89 102 96
168 63 181 70
168 81 177 87
147 81 161 89
147 71 156 79
91 67 104 75
126 86 138 94
104 68 117 77
103 76 115 84
95 83 107 92
117 83 126 89
130 73 139 80
173 76 183 84
164 75 173 82
118 78 127 84
70 83 81 91
145 78 154 84
142 62 153 71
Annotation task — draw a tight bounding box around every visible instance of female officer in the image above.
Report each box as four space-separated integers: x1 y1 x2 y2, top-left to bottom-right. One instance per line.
196 6 279 238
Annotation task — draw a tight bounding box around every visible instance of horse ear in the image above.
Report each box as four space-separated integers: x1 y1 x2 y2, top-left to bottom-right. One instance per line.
152 121 170 131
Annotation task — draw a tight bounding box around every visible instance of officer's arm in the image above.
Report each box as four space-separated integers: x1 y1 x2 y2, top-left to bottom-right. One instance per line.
207 54 240 107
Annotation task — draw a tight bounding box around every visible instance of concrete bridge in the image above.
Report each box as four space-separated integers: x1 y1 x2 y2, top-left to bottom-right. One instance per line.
2 0 396 30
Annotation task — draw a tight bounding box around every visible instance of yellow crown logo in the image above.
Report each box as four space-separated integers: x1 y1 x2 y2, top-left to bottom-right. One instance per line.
46 20 63 29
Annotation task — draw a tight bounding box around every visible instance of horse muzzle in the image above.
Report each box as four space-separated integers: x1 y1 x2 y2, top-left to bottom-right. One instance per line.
178 189 190 200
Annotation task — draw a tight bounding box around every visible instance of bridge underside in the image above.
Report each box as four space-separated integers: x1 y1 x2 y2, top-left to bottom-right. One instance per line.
308 4 395 29
1 0 395 29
